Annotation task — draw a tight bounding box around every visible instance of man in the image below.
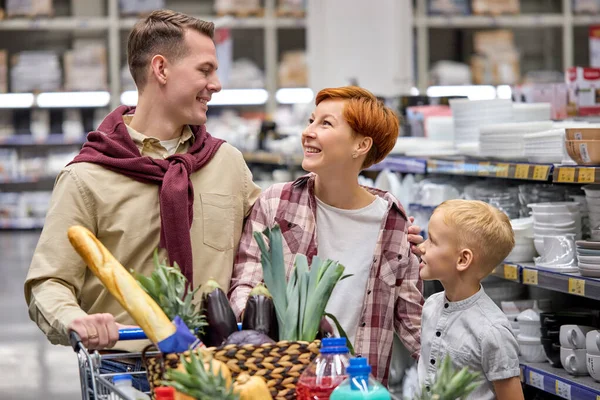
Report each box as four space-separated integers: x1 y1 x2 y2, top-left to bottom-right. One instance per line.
24 10 261 385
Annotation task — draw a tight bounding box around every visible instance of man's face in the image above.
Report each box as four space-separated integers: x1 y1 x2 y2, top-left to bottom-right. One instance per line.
163 29 222 126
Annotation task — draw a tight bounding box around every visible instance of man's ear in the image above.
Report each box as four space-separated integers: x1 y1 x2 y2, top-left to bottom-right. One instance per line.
456 248 474 272
150 54 168 85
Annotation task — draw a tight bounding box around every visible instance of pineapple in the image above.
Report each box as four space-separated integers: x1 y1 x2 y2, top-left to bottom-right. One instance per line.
413 355 481 400
163 350 239 400
135 250 207 337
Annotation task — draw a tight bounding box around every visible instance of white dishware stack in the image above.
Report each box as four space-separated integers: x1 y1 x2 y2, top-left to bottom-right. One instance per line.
561 325 595 376
583 185 600 240
569 194 590 239
524 128 574 164
517 309 546 363
449 99 513 153
506 217 536 263
575 240 600 277
529 202 581 272
479 121 554 161
586 330 600 382
512 103 552 122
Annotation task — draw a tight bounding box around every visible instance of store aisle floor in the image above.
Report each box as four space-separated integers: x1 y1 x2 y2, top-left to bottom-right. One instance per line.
1 231 80 400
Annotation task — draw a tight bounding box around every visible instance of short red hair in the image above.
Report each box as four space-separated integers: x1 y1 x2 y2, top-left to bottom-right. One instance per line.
315 86 400 168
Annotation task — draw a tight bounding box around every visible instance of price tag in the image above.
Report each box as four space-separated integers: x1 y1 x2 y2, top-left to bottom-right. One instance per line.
532 165 550 180
515 164 530 179
428 160 438 171
523 269 538 285
578 167 596 183
555 380 571 399
557 167 576 183
478 162 491 176
453 161 465 173
496 163 510 178
568 278 586 296
529 371 544 390
503 264 518 281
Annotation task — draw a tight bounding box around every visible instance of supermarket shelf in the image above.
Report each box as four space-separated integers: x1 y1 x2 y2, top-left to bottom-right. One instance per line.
427 159 553 181
414 14 564 28
553 165 600 184
0 134 85 147
369 156 427 174
522 361 600 400
573 16 600 26
0 17 110 31
0 176 56 185
0 218 44 230
120 16 305 30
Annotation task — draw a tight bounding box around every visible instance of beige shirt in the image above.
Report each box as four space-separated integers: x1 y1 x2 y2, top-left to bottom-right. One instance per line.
24 116 261 350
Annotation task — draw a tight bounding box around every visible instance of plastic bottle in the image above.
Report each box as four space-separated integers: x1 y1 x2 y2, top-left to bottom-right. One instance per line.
329 358 391 400
154 386 176 400
112 374 151 400
296 337 351 399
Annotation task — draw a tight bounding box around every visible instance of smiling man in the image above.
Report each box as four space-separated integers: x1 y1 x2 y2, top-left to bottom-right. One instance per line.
24 10 261 390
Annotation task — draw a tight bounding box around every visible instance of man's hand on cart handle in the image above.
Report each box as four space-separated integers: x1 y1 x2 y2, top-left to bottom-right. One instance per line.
68 313 139 350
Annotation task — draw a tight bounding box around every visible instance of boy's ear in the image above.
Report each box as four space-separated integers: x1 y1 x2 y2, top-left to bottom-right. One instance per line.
456 248 474 272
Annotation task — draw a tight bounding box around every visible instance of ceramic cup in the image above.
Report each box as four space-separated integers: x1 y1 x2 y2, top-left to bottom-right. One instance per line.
587 330 600 355
560 325 596 349
587 353 600 382
561 347 589 376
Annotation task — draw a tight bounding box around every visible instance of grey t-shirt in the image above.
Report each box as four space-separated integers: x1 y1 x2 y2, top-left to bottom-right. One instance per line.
417 287 520 400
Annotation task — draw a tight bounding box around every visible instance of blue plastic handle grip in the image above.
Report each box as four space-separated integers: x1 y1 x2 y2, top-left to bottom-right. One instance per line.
118 328 147 340
118 323 242 341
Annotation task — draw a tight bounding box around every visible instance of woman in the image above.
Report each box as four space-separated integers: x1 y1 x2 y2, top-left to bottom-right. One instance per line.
228 86 423 384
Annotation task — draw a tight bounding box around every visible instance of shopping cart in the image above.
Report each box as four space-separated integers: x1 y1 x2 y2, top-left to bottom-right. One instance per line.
70 328 158 400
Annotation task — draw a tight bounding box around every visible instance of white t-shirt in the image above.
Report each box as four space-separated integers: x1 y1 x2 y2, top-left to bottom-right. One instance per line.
317 195 388 345
159 137 181 156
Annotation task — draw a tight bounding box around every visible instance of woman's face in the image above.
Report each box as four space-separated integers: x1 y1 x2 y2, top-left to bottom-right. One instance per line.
301 99 363 175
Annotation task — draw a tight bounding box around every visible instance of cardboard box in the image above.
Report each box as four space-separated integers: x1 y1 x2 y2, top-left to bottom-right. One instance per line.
471 0 519 15
6 0 53 17
566 67 600 116
0 50 7 93
64 45 108 91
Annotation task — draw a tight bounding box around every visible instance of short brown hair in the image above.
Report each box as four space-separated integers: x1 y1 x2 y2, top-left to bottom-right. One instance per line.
315 86 400 169
127 10 215 90
435 200 515 275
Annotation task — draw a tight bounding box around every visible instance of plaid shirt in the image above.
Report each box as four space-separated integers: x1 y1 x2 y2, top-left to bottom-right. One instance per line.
228 173 423 383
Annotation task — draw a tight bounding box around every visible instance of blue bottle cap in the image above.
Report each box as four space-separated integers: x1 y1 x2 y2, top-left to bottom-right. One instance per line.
347 357 372 376
113 374 133 384
320 337 349 354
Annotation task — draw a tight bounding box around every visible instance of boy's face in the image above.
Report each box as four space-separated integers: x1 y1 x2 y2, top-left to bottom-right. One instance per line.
419 210 461 281
163 29 222 126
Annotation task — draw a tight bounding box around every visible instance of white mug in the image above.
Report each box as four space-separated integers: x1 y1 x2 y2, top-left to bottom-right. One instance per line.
560 325 596 349
587 353 600 382
561 347 588 376
587 330 600 355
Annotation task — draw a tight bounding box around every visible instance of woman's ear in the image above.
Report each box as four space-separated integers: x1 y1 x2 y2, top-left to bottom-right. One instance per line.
456 248 474 273
355 135 373 157
150 54 168 85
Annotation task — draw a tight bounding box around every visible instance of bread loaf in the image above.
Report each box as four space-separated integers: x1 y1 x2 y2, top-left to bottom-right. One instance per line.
67 225 176 343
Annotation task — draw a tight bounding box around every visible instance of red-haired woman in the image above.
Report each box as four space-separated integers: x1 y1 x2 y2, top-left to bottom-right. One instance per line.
228 86 423 383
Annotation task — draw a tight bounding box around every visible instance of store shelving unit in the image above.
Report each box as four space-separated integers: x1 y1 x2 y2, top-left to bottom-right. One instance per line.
412 0 600 91
523 362 600 399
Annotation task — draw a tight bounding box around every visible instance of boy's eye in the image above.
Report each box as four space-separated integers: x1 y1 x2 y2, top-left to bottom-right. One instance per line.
308 118 314 124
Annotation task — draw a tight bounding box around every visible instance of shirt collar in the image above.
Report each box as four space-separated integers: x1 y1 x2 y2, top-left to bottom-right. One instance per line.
121 115 195 147
443 286 485 312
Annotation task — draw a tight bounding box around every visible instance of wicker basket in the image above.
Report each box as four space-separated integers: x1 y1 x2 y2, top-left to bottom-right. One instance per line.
143 340 321 399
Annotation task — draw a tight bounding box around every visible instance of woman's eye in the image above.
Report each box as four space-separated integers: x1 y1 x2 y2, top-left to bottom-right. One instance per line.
323 120 332 126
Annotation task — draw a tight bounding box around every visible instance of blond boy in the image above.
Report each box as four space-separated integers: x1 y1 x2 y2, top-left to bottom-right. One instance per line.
417 200 524 400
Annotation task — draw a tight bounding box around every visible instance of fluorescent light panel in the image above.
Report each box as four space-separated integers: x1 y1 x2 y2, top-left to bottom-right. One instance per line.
37 91 111 108
0 93 35 108
276 88 314 104
121 89 269 106
426 85 497 101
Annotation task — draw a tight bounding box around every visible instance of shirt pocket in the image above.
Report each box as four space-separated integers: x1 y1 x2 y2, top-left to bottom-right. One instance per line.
274 216 304 255
447 346 479 372
200 193 234 251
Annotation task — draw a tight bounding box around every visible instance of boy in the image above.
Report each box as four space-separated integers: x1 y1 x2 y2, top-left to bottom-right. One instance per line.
417 199 524 400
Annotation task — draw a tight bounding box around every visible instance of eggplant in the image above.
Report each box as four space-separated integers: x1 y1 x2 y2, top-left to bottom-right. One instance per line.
242 284 279 341
223 330 275 346
200 279 238 347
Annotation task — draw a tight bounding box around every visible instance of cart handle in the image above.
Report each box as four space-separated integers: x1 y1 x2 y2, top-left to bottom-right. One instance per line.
70 323 243 351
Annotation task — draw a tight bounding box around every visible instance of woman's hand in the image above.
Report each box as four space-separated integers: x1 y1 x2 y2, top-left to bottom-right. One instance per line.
408 216 424 257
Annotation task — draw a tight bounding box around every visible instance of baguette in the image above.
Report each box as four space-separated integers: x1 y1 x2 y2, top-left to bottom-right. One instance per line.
67 225 176 343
